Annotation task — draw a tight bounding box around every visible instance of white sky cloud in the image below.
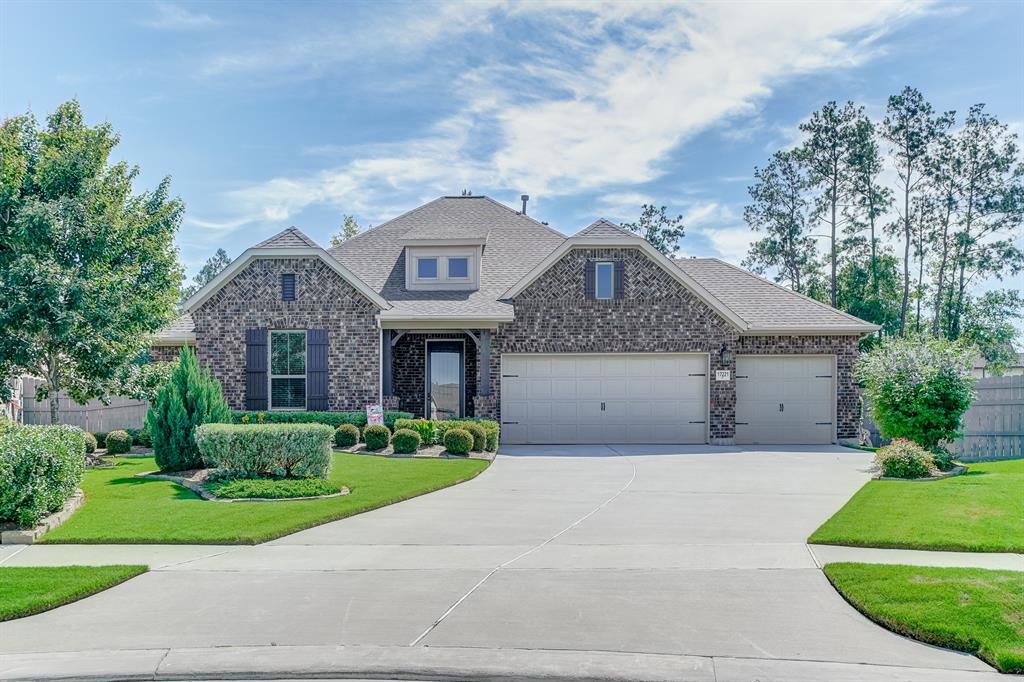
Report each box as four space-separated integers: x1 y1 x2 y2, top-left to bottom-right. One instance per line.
142 2 216 30
198 0 930 231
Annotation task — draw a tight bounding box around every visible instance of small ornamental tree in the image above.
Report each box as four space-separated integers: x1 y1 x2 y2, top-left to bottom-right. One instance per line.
146 347 230 471
855 336 977 450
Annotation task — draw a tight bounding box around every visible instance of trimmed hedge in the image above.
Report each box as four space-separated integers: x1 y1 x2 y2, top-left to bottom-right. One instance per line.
83 432 98 454
194 423 334 479
444 428 473 455
392 428 421 454
435 419 499 451
105 430 133 455
0 425 85 526
232 410 413 430
363 424 391 450
395 418 434 445
464 423 486 452
206 478 341 499
334 423 360 448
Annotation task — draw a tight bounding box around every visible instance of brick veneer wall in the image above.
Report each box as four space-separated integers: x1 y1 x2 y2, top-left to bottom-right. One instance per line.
191 257 381 411
487 246 862 442
391 332 478 418
151 345 184 362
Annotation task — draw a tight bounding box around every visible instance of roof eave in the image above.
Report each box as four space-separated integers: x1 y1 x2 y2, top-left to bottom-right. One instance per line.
739 324 881 336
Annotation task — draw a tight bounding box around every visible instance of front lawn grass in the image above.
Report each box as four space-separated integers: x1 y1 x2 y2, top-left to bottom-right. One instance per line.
809 458 1024 552
824 563 1024 674
0 565 147 621
41 453 489 544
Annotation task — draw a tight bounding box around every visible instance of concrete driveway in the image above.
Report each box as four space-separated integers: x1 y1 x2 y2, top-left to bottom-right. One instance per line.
0 445 1003 681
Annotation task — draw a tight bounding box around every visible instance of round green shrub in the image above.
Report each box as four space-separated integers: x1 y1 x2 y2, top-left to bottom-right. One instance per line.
392 428 421 454
334 423 360 448
464 423 486 452
363 423 391 451
444 428 473 455
83 431 98 454
874 439 935 479
104 430 133 455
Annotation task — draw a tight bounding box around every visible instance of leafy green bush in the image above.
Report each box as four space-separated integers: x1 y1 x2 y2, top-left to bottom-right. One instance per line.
125 427 152 448
363 424 390 450
194 423 334 479
392 428 421 454
147 347 231 471
334 423 360 448
435 419 499 450
0 425 85 526
444 428 473 455
395 418 434 444
874 439 936 479
104 430 133 455
464 423 486 452
856 337 976 450
83 432 97 454
0 415 16 435
205 478 341 499
931 446 956 472
231 410 413 430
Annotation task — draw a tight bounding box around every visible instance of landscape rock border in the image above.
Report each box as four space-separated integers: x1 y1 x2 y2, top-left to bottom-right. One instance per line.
0 489 84 544
342 444 495 461
136 470 349 502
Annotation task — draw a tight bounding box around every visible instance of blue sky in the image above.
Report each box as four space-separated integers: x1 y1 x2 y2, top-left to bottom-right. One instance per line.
2 0 1022 296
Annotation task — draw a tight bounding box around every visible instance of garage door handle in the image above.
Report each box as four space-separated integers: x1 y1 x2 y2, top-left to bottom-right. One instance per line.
689 420 705 424
502 421 519 425
601 402 606 411
815 422 832 425
779 403 784 412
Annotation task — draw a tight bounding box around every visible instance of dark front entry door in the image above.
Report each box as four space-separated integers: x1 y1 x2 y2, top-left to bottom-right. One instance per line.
426 341 464 420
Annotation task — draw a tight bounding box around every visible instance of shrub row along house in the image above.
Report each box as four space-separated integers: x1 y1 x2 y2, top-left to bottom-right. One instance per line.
154 196 878 445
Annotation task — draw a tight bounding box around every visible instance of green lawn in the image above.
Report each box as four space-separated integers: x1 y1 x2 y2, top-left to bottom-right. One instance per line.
42 453 489 544
810 458 1024 552
825 563 1024 674
0 565 147 621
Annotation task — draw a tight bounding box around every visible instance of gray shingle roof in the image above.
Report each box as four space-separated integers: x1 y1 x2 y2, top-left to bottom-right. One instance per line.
153 313 194 342
574 219 638 239
255 226 319 248
330 196 566 318
673 257 877 332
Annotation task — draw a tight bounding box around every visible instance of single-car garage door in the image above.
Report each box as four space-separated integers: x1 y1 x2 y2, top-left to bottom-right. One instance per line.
735 355 835 445
500 353 707 445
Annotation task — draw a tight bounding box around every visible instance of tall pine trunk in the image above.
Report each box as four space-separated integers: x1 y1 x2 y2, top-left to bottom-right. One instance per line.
899 167 911 337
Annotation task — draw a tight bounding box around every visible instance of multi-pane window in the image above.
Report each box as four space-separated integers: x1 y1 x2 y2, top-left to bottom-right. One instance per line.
270 330 306 409
595 261 615 299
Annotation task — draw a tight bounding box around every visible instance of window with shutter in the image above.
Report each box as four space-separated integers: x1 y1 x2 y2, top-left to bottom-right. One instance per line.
269 330 306 409
245 328 268 411
594 261 615 299
281 273 296 301
306 329 329 411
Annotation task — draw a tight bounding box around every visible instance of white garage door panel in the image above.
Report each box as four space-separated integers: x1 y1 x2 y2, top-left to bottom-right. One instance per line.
735 356 834 445
501 353 707 445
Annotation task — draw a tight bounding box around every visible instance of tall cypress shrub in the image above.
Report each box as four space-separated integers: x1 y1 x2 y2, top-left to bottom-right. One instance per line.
146 347 230 471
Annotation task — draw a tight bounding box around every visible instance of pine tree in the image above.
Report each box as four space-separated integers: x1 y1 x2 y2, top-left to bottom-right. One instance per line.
146 347 230 471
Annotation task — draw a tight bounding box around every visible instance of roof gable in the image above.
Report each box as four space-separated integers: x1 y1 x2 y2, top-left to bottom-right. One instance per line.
574 219 637 240
254 226 319 248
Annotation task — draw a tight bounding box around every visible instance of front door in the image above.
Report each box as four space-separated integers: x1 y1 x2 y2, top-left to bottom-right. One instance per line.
426 340 464 420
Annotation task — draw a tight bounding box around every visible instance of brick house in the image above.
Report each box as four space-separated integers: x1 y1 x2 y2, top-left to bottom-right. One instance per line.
155 195 878 446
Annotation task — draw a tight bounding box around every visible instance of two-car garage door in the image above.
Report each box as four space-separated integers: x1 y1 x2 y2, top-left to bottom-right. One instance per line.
500 354 707 445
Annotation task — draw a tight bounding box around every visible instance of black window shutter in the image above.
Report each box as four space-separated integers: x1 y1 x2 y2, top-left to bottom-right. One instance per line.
281 273 296 301
584 260 596 300
306 329 329 411
245 328 268 411
613 260 625 299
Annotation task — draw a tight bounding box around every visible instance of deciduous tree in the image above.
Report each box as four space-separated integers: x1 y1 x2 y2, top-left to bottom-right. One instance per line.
621 204 685 255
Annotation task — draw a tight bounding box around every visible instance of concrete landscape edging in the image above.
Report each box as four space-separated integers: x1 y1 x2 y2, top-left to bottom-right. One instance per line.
0 490 84 544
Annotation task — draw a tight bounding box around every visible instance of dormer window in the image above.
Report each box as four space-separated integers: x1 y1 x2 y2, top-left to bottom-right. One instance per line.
416 257 438 279
405 246 480 291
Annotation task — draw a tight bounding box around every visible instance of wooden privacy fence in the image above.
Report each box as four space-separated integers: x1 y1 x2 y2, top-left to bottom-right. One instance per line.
863 375 1023 461
21 378 148 433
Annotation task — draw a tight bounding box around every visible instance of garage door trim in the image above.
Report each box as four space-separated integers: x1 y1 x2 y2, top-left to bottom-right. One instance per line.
500 352 710 445
734 353 837 444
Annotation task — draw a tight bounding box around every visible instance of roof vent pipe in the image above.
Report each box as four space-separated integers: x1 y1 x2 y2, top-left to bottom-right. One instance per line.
521 194 529 215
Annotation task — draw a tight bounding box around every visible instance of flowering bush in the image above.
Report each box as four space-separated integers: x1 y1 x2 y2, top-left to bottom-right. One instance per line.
874 439 935 479
855 337 976 450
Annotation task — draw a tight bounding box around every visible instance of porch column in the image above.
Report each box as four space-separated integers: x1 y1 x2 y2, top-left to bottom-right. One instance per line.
479 329 491 396
382 329 392 396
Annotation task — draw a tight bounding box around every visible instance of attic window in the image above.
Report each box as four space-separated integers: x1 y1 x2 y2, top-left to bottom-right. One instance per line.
281 273 296 301
595 262 614 299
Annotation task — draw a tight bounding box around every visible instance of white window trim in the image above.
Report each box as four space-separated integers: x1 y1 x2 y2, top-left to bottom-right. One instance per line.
405 246 481 291
595 261 615 300
268 329 307 411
